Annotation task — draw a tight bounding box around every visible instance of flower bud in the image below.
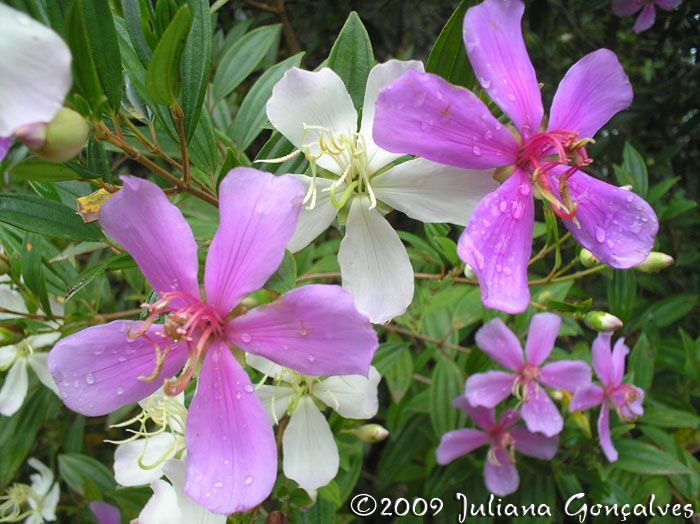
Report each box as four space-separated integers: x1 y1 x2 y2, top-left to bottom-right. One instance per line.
579 248 599 268
634 251 674 273
0 324 24 347
584 311 623 332
464 264 477 280
15 108 89 163
347 424 390 443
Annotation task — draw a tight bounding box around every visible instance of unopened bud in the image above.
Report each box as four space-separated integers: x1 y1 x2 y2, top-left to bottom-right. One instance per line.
463 264 477 280
584 311 623 332
0 324 24 347
347 424 390 443
579 248 599 268
0 252 9 275
634 251 674 273
16 108 89 163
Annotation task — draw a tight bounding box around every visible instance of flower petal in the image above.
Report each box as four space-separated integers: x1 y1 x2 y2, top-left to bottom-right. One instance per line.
372 158 498 226
361 60 425 173
463 0 543 137
0 136 11 161
338 196 414 324
114 433 178 487
245 354 286 381
314 367 381 419
591 332 615 387
598 405 618 462
184 342 277 514
164 460 227 524
520 383 563 437
539 361 592 392
554 168 658 269
611 338 630 386
283 395 339 492
140 479 183 524
0 4 72 136
27 353 59 396
286 176 339 253
524 312 561 366
0 360 28 416
255 384 294 425
633 4 656 32
99 176 200 300
548 49 633 140
464 371 516 408
27 458 54 497
373 70 518 169
451 396 496 431
205 168 304 314
89 502 121 524
613 0 643 16
48 320 188 416
435 428 489 465
569 384 605 412
510 426 558 460
655 0 682 10
266 67 357 175
484 446 520 496
457 169 534 314
474 318 525 371
228 284 378 376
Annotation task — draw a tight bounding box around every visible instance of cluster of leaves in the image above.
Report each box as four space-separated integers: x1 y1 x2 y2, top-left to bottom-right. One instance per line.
0 0 698 523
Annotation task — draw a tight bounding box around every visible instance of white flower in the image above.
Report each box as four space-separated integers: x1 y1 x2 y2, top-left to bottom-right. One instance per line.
248 355 381 492
265 60 497 324
0 458 59 523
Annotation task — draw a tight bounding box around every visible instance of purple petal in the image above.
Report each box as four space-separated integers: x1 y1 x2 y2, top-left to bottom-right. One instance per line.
655 0 682 10
524 312 561 366
184 341 277 514
553 168 658 269
484 446 519 496
610 385 645 419
510 426 559 460
539 360 592 392
613 0 644 16
463 0 543 138
227 284 378 377
520 382 563 437
465 371 516 408
452 396 496 430
499 408 522 429
633 4 656 32
204 168 303 315
100 176 200 300
373 69 518 169
435 428 489 465
89 502 120 524
569 384 605 411
611 338 630 385
597 405 618 462
548 49 633 140
0 136 11 161
457 169 534 314
474 318 525 372
591 332 615 387
48 321 187 416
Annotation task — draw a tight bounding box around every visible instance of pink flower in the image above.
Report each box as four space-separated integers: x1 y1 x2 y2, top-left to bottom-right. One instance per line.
436 397 558 496
48 168 378 514
466 313 591 437
613 0 682 33
569 332 644 462
373 0 658 314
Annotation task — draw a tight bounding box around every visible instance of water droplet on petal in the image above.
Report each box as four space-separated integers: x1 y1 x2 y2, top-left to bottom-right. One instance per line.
499 201 507 213
116 386 124 395
245 475 253 485
214 481 224 488
244 384 254 393
595 226 606 243
235 391 242 400
483 130 493 140
480 77 491 89
626 195 633 203
507 93 516 101
472 145 482 157
118 355 126 362
85 373 95 385
307 354 315 362
413 91 426 107
241 333 252 343
283 344 289 350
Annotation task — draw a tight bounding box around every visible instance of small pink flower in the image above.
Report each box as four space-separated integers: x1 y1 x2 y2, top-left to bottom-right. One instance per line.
613 0 683 33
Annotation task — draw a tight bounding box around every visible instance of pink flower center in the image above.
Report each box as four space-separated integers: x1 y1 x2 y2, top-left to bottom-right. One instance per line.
512 364 541 401
516 129 593 222
128 291 226 396
606 383 643 422
486 427 516 466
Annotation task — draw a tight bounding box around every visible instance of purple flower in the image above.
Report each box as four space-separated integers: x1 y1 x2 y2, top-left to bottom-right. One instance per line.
466 313 591 437
569 332 644 462
89 502 121 524
48 168 378 514
436 397 558 496
613 0 682 33
373 0 658 314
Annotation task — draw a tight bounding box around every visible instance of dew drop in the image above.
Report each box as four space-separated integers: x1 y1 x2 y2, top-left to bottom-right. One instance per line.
483 130 493 140
214 481 224 489
245 475 253 485
420 122 429 130
94 347 104 356
472 145 482 157
85 373 95 385
307 354 315 362
626 195 633 203
118 355 126 362
498 201 507 213
116 386 124 396
466 41 477 53
595 226 606 243
241 333 252 343
480 77 491 89
169 278 178 288
283 344 289 350
494 122 503 131
507 93 516 101
73 379 80 388
224 460 230 465
235 391 242 400
244 384 255 393
413 91 427 107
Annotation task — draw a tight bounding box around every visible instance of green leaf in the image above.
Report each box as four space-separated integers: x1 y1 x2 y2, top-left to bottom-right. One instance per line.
181 0 212 141
646 176 680 204
264 250 297 294
373 342 410 376
429 357 464 438
122 0 155 66
318 480 342 508
0 193 102 241
628 333 654 390
629 293 698 331
58 453 116 495
607 268 636 324
326 12 373 110
66 252 136 301
640 407 700 429
20 234 52 318
87 136 112 183
385 348 413 404
233 52 305 151
425 0 478 88
212 24 281 101
9 158 80 182
621 142 649 197
615 440 690 476
145 5 191 105
254 131 308 176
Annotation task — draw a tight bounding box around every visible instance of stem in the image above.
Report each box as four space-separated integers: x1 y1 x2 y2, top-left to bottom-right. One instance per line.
382 324 470 354
171 104 191 186
529 264 607 285
0 307 65 321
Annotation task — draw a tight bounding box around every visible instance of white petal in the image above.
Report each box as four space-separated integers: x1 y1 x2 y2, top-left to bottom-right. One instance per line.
359 60 425 173
163 460 227 524
27 353 59 396
28 458 54 497
0 4 72 136
25 332 61 350
114 433 178 487
338 196 414 324
266 67 357 175
314 366 380 419
0 359 28 416
139 479 183 524
0 287 28 317
282 396 339 492
245 354 286 380
138 387 185 410
40 482 59 521
0 346 17 368
256 384 295 425
287 175 339 253
373 158 499 226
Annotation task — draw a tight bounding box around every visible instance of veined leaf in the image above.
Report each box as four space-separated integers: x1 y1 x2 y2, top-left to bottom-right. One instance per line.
145 5 190 105
181 0 212 141
327 12 373 110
